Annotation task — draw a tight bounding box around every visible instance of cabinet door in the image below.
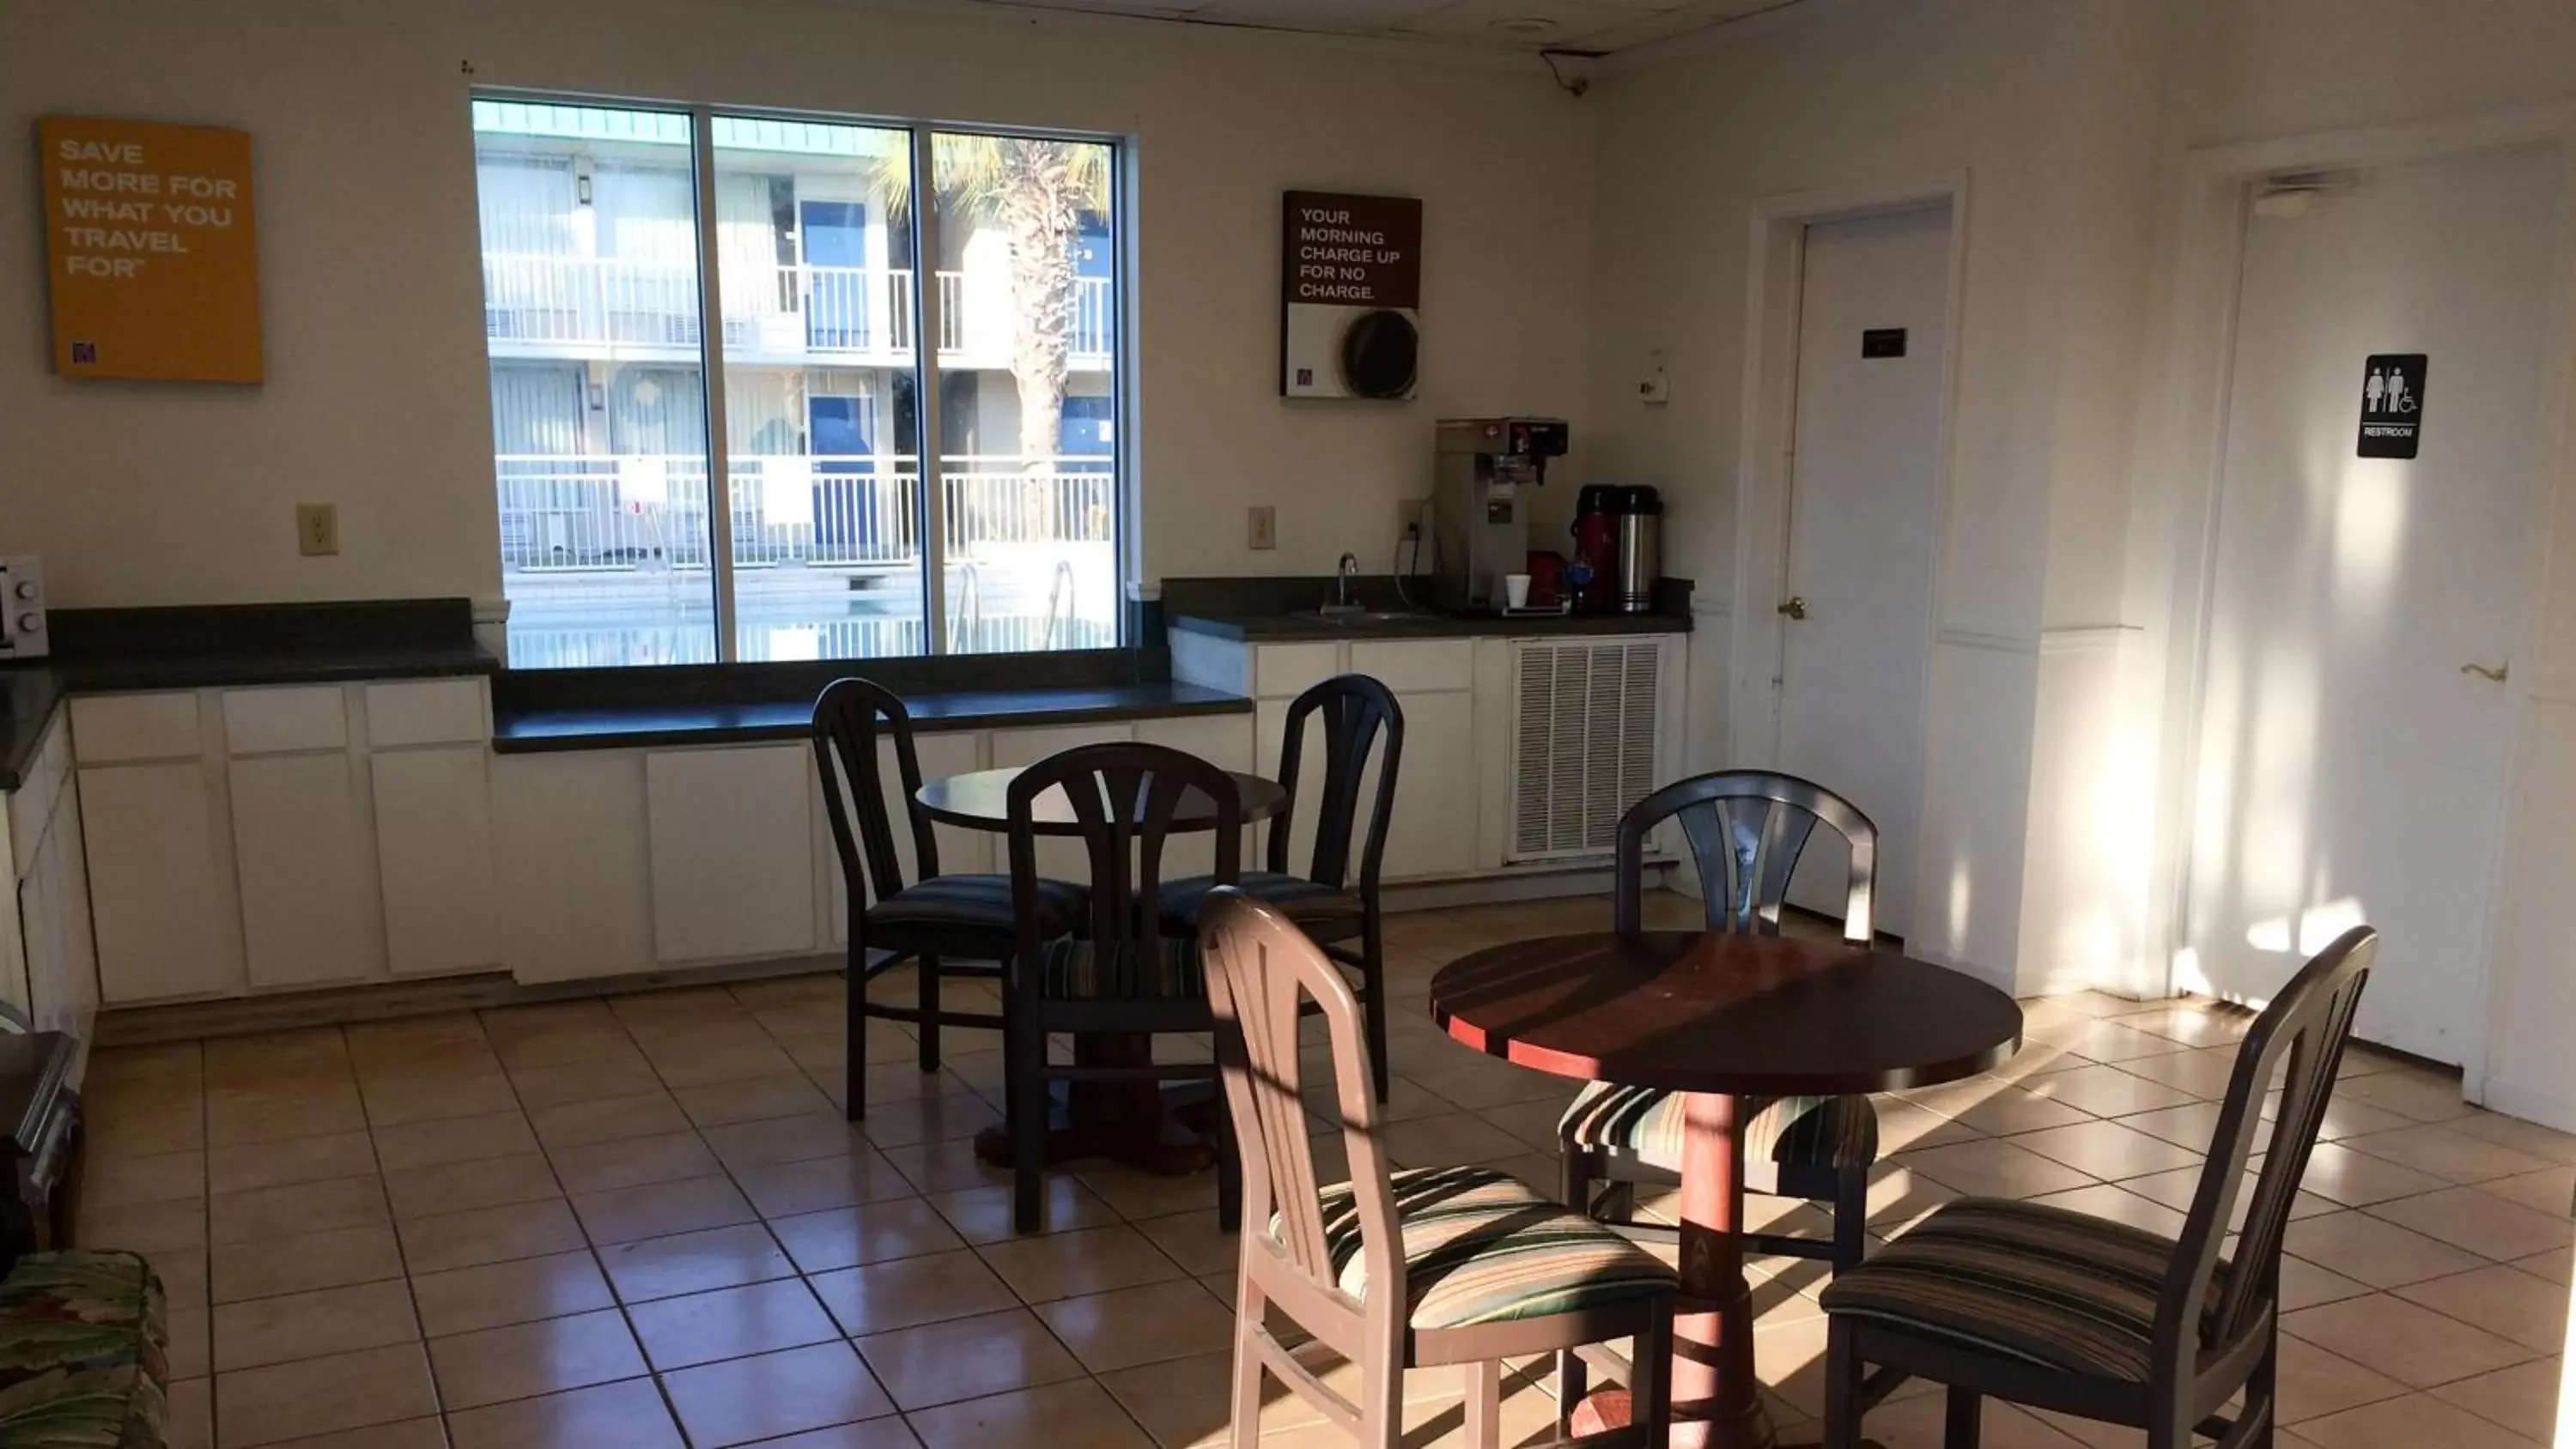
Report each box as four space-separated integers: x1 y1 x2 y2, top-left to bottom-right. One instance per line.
1372 690 1479 881
1134 712 1256 882
82 763 240 1003
39 791 97 1038
646 746 816 965
493 753 653 983
373 747 501 977
231 755 383 989
987 724 1134 888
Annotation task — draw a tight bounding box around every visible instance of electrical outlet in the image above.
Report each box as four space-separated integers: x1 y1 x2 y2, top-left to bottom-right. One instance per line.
1394 497 1427 542
1248 505 1277 551
295 502 338 556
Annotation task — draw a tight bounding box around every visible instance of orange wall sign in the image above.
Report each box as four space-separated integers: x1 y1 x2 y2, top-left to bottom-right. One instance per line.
38 115 263 384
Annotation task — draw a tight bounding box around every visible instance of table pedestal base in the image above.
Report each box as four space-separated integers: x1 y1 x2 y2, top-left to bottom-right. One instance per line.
970 1034 1221 1178
1569 1389 1779 1449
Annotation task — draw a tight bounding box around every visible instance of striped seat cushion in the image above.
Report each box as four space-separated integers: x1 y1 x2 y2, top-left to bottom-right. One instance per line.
866 874 1087 938
1157 872 1365 932
1291 1165 1674 1331
1040 937 1205 1001
1818 1197 2221 1382
1559 1084 1879 1177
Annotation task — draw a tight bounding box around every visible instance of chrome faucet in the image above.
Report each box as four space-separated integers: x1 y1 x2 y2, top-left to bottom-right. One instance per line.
1321 553 1364 615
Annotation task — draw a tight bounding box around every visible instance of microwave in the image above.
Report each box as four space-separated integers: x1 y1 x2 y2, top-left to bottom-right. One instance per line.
0 557 47 661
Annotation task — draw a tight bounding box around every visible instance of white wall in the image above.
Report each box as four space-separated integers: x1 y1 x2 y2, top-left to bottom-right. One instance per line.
0 0 1595 608
1585 0 2167 991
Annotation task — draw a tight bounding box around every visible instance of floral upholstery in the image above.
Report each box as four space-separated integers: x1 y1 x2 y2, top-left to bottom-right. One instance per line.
0 1250 168 1447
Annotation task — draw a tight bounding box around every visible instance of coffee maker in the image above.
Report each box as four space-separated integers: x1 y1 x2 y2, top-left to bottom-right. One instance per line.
1431 418 1569 611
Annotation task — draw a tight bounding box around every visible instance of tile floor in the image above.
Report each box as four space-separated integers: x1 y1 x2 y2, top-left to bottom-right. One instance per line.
75 893 2573 1448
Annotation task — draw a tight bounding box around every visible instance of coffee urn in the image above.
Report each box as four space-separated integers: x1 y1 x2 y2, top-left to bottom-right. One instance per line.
1614 485 1662 614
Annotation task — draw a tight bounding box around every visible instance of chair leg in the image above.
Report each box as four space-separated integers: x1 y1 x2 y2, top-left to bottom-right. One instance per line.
1008 1002 1047 1234
1359 1361 1404 1449
1832 1164 1868 1273
917 952 943 1074
844 945 868 1124
1463 1358 1500 1449
1551 1142 1589 1437
1821 1318 1861 1449
1632 1298 1672 1449
2239 1326 2280 1449
1361 923 1392 1104
1945 1386 1980 1449
1230 1283 1267 1448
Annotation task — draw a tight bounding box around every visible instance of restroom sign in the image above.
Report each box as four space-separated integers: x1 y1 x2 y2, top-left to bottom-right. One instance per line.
38 116 263 383
2357 353 2427 459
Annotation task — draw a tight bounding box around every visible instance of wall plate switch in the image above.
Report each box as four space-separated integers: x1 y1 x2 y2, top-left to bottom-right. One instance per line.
1638 353 1672 405
1248 505 1277 551
296 502 339 556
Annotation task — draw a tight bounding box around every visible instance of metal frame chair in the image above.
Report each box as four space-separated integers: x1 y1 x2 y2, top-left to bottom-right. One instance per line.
811 677 1086 1120
1201 889 1676 1449
1560 770 1882 1268
1819 926 2378 1449
1163 674 1405 1100
1002 740 1241 1234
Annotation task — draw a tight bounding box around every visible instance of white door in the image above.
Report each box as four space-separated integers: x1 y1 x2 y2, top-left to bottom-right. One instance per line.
1774 204 1952 938
2184 143 2557 1064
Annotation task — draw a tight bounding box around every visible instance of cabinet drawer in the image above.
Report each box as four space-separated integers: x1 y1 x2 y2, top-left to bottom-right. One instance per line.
366 679 489 747
70 693 202 764
1350 639 1474 694
1253 643 1342 699
222 687 349 755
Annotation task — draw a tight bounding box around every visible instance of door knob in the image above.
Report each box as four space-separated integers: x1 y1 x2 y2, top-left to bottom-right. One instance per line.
2462 661 2509 683
1777 597 1808 621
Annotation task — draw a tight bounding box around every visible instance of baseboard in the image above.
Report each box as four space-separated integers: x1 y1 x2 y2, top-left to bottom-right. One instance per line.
2476 1075 2576 1135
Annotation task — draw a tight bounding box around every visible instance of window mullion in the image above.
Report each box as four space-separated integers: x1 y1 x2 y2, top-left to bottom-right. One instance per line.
912 126 950 655
690 104 740 662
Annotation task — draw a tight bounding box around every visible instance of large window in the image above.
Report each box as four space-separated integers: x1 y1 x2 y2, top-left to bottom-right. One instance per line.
471 99 1125 668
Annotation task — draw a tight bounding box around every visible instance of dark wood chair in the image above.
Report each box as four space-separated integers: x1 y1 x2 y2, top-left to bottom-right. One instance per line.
1559 771 1884 1270
1160 674 1404 1101
1816 925 2377 1449
1199 888 1676 1449
811 677 1088 1121
1003 740 1242 1234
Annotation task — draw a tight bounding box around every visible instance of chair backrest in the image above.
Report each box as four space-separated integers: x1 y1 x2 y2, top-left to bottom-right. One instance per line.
1615 770 1876 939
811 677 938 911
1005 741 1242 955
1201 888 1399 1329
2155 926 2376 1369
1269 675 1404 892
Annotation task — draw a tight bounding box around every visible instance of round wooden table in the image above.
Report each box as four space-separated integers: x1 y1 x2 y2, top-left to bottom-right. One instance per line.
915 765 1287 1177
1429 931 2022 1449
916 766 1287 834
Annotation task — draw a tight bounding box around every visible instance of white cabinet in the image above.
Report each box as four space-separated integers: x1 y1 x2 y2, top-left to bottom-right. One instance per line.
82 761 239 1003
1370 687 1479 880
372 747 500 976
646 746 816 965
230 755 381 989
493 752 653 983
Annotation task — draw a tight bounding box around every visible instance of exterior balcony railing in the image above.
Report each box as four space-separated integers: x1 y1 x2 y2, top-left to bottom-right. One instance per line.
495 453 1115 574
482 254 1112 365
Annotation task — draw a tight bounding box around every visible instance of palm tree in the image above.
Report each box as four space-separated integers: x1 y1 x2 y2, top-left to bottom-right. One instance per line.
866 135 1112 470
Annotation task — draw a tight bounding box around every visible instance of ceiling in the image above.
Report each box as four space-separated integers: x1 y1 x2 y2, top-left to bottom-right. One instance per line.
957 0 1804 55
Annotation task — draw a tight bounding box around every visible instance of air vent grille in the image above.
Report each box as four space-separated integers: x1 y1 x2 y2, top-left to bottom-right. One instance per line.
1510 640 1662 861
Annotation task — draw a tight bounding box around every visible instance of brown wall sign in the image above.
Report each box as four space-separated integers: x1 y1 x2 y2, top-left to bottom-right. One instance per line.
39 115 264 384
1281 191 1420 401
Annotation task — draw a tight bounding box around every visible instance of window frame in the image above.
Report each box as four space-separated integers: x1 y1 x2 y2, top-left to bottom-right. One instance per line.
471 87 1136 665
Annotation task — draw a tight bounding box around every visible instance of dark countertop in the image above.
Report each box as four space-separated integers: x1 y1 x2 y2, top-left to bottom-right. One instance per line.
1169 609 1692 642
491 680 1251 754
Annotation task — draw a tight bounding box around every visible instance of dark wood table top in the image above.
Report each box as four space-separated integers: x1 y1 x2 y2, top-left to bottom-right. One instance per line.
1431 931 2022 1097
917 766 1286 836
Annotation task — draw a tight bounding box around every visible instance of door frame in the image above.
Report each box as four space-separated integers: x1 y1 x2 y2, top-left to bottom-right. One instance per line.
2141 104 2576 1094
1728 173 1971 940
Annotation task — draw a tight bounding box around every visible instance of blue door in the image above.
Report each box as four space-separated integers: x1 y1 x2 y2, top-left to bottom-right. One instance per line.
799 200 870 349
808 395 876 549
